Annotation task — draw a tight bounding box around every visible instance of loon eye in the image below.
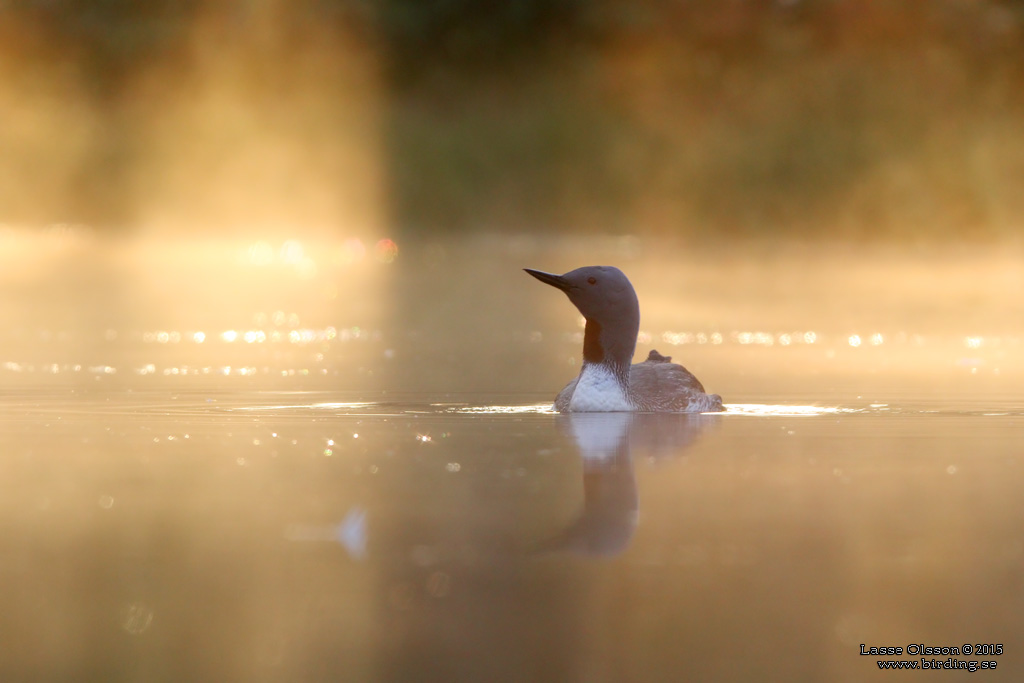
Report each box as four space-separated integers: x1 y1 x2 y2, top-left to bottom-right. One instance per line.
587 277 597 285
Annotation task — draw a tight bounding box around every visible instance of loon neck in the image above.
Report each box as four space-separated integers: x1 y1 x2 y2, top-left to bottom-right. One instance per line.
583 318 636 383
581 359 631 390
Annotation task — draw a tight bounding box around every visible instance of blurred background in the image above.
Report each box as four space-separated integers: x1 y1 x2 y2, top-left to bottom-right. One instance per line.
3 0 1024 238
1 0 1024 397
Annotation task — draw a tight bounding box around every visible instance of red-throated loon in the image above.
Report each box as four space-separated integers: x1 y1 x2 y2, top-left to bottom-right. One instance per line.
525 265 724 413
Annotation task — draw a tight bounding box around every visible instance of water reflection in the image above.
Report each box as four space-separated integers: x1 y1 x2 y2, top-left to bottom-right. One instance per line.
537 413 716 557
535 413 637 556
274 406 717 565
3 390 1024 679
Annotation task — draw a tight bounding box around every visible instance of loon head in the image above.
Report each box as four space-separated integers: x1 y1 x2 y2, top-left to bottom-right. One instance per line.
524 265 640 367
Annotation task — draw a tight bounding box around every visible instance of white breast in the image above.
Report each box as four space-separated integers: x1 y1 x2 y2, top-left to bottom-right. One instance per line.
568 363 635 412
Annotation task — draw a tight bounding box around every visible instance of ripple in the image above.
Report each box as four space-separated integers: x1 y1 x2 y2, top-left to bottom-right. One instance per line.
724 404 862 417
446 404 557 415
232 402 376 412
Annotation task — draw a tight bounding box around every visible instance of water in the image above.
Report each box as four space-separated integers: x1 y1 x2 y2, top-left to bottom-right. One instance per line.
2 231 1023 680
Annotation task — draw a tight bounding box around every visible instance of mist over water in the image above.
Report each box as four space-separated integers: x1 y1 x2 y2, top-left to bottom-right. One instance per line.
2 229 1021 401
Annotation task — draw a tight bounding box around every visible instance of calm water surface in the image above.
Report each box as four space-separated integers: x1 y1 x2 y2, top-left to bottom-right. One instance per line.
2 233 1023 681
2 390 1022 681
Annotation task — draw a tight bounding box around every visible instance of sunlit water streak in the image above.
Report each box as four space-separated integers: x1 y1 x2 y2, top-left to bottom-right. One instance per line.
446 404 557 415
1 327 1019 382
724 404 861 417
233 402 378 412
10 394 1022 421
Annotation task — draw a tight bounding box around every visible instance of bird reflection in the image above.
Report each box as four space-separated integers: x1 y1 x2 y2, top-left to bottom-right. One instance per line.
535 412 715 557
284 412 714 565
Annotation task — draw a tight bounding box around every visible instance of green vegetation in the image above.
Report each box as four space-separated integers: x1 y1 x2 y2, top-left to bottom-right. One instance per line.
2 1 1023 239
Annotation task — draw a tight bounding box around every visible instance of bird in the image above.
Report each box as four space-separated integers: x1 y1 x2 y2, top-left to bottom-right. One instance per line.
524 265 723 413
